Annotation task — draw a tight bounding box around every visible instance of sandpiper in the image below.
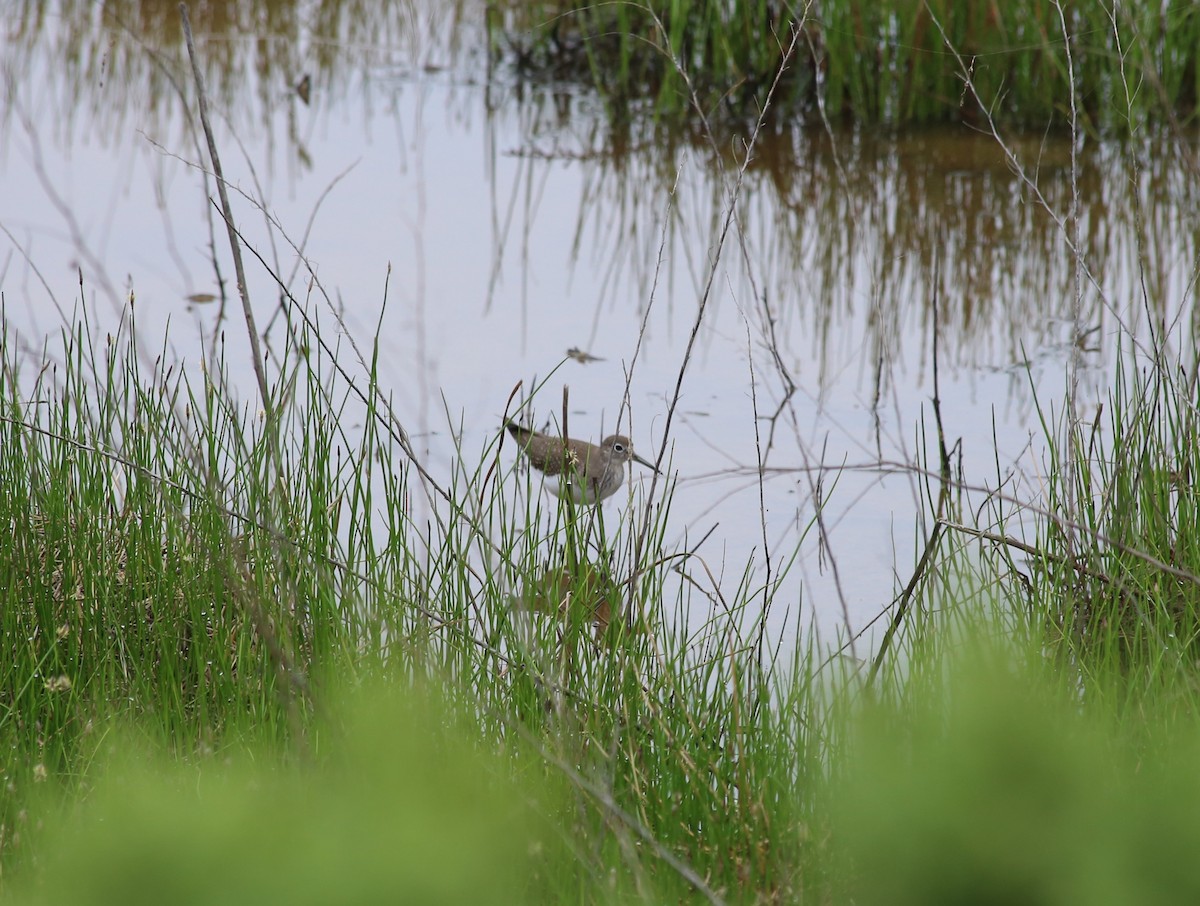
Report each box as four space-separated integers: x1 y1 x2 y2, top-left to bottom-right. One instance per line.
506 421 658 504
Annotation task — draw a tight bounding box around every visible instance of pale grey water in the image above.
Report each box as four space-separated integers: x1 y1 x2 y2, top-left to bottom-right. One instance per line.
2 7 1197 658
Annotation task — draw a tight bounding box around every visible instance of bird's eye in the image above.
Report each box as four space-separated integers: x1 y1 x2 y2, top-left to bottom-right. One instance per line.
614 442 626 453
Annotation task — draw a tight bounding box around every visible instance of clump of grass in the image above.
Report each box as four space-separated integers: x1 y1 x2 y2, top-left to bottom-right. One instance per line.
489 1 1200 132
1023 357 1200 693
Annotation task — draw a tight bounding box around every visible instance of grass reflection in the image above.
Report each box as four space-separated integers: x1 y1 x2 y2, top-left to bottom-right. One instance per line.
488 93 1200 374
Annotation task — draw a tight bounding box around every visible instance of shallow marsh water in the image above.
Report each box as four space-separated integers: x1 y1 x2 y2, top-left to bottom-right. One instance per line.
2 4 1197 657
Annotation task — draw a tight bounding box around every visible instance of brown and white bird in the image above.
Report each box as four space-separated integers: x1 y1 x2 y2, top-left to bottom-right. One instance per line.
506 420 658 504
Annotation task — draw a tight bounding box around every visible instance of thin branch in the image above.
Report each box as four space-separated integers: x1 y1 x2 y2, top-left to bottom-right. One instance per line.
179 3 270 408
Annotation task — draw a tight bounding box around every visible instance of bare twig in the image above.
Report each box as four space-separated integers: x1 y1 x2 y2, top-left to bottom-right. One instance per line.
179 3 270 408
867 267 955 685
865 521 945 688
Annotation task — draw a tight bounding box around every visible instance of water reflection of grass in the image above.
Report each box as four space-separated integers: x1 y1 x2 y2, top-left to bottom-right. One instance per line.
493 96 1200 371
2 0 465 149
486 1 1200 370
9 0 1198 373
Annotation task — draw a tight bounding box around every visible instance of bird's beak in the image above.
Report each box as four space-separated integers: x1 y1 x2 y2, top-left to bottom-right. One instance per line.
632 452 660 474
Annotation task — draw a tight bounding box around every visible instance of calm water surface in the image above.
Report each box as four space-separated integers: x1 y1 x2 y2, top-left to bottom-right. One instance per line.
2 5 1197 656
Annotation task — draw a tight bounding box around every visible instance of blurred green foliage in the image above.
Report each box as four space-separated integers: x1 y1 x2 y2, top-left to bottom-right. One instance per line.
14 684 561 905
838 644 1200 906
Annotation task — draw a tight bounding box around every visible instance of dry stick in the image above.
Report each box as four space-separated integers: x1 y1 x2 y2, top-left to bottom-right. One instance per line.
721 446 1200 600
628 24 819 817
1101 4 1163 364
867 278 953 687
872 457 1200 589
806 433 858 660
920 0 1189 645
179 3 270 408
744 317 776 680
607 16 813 794
801 9 852 195
941 518 1184 671
864 521 945 688
616 159 679 636
622 12 817 758
776 0 850 467
926 3 1189 648
1104 2 1200 185
757 16 860 659
1101 8 1197 395
753 290 798 456
940 521 1115 585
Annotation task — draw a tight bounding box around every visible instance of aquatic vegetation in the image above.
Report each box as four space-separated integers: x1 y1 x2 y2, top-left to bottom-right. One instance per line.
491 0 1200 131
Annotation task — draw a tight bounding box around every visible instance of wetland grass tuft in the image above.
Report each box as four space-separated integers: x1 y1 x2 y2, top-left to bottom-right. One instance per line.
1025 357 1200 699
490 0 1200 131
